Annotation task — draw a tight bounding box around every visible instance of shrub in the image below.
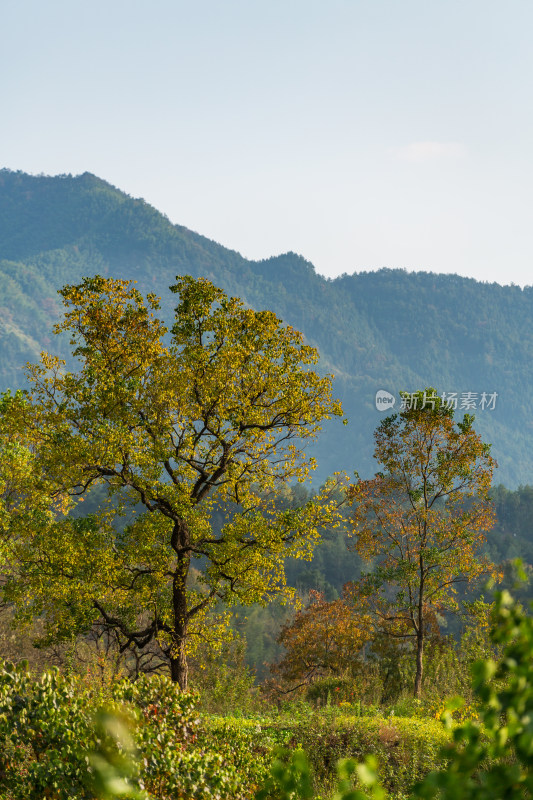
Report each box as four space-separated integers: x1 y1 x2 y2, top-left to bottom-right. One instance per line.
0 660 95 799
289 714 449 797
0 662 239 799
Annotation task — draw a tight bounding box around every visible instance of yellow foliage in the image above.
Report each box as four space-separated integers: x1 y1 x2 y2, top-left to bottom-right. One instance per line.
0 275 344 688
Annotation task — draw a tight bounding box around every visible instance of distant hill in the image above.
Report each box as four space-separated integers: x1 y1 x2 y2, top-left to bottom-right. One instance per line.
0 168 532 487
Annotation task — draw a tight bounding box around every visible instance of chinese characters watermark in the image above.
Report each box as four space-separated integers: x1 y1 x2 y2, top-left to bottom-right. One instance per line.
375 389 499 412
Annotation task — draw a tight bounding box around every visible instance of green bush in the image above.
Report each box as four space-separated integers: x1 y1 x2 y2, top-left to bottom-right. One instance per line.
113 673 239 799
0 662 240 799
305 676 360 707
201 710 449 799
0 661 95 799
287 714 449 797
201 716 296 794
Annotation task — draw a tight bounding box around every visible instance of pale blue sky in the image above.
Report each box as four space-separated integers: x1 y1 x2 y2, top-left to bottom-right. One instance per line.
2 1 532 285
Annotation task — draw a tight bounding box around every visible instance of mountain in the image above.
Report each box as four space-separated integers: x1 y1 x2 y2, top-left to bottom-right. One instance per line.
0 168 532 487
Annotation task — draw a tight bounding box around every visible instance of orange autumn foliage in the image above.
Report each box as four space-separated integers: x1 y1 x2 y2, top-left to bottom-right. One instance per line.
271 590 373 692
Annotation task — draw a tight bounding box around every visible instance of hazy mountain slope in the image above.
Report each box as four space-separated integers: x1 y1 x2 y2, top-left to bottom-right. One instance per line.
0 169 531 486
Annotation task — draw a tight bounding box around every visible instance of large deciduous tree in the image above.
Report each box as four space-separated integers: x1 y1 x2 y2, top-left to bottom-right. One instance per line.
1 275 344 688
347 389 499 698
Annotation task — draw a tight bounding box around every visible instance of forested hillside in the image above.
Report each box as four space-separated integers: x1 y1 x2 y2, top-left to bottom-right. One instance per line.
1 168 532 485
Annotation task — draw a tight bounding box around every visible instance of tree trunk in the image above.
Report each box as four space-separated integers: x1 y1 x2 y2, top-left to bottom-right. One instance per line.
414 555 426 698
170 520 190 690
170 637 188 690
414 629 424 698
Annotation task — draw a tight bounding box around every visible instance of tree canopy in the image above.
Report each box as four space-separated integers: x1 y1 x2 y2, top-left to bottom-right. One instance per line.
347 389 499 697
0 275 344 688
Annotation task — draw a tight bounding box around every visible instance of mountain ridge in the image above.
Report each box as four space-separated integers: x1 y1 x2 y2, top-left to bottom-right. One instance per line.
0 168 531 486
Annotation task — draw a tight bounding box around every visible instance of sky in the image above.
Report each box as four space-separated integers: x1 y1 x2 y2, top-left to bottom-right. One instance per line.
2 0 532 285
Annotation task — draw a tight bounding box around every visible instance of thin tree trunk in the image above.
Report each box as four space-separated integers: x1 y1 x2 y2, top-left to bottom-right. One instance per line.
414 629 424 698
414 554 425 698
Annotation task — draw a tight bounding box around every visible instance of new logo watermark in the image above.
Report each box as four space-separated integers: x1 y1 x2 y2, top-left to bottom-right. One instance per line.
375 390 396 411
